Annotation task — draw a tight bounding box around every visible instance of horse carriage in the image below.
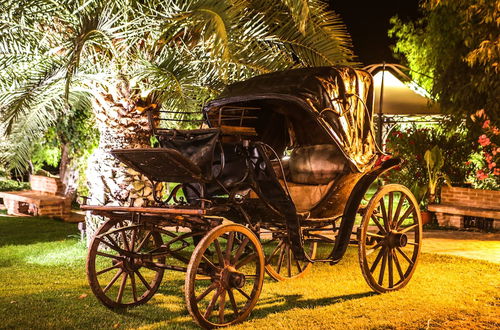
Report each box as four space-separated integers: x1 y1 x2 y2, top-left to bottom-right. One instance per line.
82 66 422 328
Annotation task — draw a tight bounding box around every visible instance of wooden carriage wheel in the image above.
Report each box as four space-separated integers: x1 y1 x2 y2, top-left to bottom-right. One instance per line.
261 231 317 281
87 218 165 308
185 224 265 328
358 184 422 293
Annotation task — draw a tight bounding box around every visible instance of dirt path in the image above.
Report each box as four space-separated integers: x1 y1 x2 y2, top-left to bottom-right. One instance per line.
423 230 500 264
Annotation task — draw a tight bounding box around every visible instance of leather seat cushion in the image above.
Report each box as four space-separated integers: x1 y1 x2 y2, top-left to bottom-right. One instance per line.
289 144 346 184
280 180 334 212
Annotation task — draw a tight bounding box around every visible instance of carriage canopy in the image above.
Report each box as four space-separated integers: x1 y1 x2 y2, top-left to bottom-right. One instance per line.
203 66 378 172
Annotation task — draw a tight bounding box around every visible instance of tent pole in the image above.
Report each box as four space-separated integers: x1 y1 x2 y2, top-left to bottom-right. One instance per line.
377 62 386 150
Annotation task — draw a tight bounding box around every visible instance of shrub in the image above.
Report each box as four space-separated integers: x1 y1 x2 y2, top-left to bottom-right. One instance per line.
0 178 30 192
383 122 472 205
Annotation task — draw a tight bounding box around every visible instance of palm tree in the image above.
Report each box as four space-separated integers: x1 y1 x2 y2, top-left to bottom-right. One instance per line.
0 0 354 237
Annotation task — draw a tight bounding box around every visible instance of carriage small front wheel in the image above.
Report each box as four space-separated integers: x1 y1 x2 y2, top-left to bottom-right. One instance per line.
185 224 265 328
358 184 422 293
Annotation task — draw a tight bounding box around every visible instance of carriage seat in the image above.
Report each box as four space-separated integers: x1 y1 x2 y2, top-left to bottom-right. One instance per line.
288 144 346 184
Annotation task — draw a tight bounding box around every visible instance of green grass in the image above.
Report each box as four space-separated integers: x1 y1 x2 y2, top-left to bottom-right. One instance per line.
1 216 499 329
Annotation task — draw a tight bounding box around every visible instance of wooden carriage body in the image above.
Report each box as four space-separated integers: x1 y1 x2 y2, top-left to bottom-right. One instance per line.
82 67 422 328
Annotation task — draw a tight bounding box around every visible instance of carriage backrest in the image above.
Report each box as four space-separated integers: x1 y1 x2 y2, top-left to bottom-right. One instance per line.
288 144 347 185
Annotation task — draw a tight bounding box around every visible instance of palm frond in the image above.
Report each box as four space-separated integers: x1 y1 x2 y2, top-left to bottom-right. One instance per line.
280 0 311 34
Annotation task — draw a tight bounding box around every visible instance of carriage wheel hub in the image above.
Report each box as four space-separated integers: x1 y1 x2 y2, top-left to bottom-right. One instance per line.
221 266 246 289
387 232 407 248
123 257 142 272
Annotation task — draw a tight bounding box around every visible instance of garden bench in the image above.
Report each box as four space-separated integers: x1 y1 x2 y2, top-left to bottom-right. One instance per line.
0 175 72 221
428 186 500 230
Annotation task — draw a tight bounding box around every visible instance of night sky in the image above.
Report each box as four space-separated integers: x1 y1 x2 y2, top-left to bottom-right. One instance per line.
329 0 422 65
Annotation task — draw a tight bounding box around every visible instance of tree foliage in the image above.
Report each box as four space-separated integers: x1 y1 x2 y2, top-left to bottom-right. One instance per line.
389 0 499 125
0 0 354 173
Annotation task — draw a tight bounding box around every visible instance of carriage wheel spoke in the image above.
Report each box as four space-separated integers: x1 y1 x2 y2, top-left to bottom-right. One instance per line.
399 224 419 234
265 240 283 264
396 247 414 266
218 289 226 323
235 287 251 300
392 249 405 281
204 288 222 319
103 269 124 293
371 215 387 234
276 244 286 274
120 225 130 252
136 231 152 252
213 238 224 266
286 245 292 277
367 241 383 254
406 241 419 246
295 258 303 273
196 275 212 280
379 198 389 231
378 248 388 285
134 270 151 290
143 263 161 272
235 252 257 269
392 195 406 229
232 237 250 264
366 232 385 239
395 205 415 229
96 250 122 260
130 272 138 302
227 289 239 316
96 263 121 276
116 272 128 303
105 234 123 251
388 249 394 288
201 254 218 271
129 228 137 252
97 235 122 253
225 232 235 263
388 192 394 227
196 282 218 303
370 246 386 273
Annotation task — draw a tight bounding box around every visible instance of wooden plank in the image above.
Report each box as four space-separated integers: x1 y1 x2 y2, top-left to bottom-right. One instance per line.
81 205 206 216
220 125 257 136
428 204 500 219
0 191 66 205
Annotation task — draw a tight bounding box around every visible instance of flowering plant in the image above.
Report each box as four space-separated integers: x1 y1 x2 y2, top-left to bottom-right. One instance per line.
471 110 500 187
384 123 471 190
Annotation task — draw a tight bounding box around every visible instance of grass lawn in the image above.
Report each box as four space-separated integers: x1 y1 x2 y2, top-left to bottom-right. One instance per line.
1 216 498 329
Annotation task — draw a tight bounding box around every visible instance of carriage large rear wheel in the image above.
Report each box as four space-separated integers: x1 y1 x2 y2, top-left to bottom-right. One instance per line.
261 230 317 281
185 224 265 328
358 184 422 293
87 218 165 308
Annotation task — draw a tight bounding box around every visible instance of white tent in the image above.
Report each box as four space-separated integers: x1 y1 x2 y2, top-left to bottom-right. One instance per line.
364 64 440 115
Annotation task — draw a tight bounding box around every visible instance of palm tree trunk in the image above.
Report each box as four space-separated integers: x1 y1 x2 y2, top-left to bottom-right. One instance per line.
84 84 154 243
59 141 78 210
